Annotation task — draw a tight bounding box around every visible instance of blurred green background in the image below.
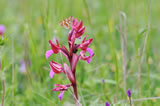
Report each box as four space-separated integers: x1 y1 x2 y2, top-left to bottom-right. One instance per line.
0 0 160 105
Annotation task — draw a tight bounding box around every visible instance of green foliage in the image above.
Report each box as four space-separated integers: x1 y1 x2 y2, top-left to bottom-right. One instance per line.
0 0 160 105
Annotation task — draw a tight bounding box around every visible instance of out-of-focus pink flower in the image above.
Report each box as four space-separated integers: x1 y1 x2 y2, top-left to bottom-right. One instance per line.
19 60 26 73
19 59 32 73
49 61 63 74
0 25 5 37
102 78 105 85
49 40 60 54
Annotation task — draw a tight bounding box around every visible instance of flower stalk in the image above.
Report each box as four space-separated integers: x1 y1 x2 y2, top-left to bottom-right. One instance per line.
127 89 132 106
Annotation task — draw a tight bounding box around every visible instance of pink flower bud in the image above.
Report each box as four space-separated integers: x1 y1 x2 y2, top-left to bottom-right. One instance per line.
49 61 63 74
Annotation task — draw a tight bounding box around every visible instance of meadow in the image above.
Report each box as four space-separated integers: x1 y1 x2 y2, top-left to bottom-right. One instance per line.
0 0 160 105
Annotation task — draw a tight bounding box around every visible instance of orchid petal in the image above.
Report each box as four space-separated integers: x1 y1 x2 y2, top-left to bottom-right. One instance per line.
45 50 54 60
49 70 55 78
87 48 94 56
49 40 60 54
87 48 94 63
80 37 93 50
0 25 5 36
87 58 91 63
58 91 64 102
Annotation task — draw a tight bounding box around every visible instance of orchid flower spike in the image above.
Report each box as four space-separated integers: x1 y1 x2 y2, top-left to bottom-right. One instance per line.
45 17 94 102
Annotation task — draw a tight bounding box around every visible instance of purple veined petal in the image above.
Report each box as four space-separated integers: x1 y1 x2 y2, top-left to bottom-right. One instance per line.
49 70 55 78
58 91 64 102
45 50 54 60
86 48 94 63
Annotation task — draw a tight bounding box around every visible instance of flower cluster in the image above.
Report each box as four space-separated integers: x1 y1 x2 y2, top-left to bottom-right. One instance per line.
45 17 94 102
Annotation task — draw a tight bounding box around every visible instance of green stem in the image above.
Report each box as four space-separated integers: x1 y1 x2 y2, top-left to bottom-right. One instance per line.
129 97 132 106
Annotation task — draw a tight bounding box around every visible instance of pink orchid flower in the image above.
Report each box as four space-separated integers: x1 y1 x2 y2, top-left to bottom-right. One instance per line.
0 25 5 37
52 84 71 101
80 35 93 50
49 61 64 74
49 40 60 54
45 17 94 103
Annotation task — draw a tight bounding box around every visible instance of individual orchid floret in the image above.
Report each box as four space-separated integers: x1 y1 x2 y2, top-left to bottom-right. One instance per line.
52 84 72 102
80 35 93 51
49 40 60 54
49 61 64 74
80 48 94 63
52 84 71 91
0 25 5 37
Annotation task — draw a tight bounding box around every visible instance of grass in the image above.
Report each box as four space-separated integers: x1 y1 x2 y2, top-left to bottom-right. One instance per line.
0 0 160 105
